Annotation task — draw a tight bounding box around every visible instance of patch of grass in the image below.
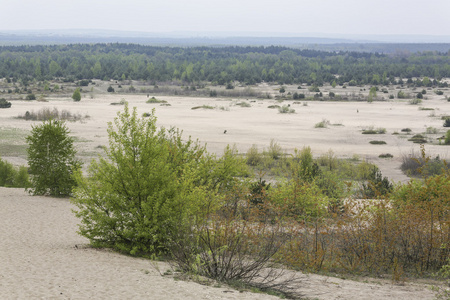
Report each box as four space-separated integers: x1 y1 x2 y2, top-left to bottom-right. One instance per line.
191 105 214 110
315 119 329 128
235 101 251 107
401 128 412 133
146 97 167 104
379 153 394 158
362 127 386 134
267 105 280 109
278 105 295 114
369 140 387 145
426 127 439 134
419 107 435 111
110 98 127 105
408 134 427 143
409 98 422 105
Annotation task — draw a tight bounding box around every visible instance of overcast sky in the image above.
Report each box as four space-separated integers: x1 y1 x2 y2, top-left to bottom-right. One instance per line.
2 0 450 37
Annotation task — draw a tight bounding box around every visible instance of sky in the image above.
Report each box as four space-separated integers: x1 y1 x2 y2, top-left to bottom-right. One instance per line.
2 0 450 37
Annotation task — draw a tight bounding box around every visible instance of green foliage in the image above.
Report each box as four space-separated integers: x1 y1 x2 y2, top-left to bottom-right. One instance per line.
0 98 11 108
26 93 36 100
369 140 386 144
445 130 450 144
315 119 329 128
146 96 167 104
71 105 246 256
107 86 114 93
0 157 30 188
246 144 263 166
26 120 81 196
408 134 427 143
278 105 295 113
267 139 283 160
397 91 407 99
72 88 81 101
444 118 450 127
359 167 393 198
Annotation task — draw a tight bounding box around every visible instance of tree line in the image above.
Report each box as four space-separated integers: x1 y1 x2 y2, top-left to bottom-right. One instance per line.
0 43 449 86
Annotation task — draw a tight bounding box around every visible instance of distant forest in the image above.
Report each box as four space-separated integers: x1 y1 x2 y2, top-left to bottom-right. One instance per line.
1 43 450 86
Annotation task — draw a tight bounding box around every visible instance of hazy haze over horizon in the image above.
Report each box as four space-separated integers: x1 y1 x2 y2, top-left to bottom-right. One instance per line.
1 0 450 39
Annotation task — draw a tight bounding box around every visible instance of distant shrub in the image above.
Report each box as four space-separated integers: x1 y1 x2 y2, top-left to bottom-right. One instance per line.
401 148 450 177
209 90 217 97
0 98 11 108
362 127 386 134
401 128 412 133
267 139 283 160
445 130 450 145
389 94 394 99
191 105 214 110
369 140 386 144
435 90 444 95
409 98 422 105
246 144 263 166
444 119 450 127
408 134 427 143
146 97 167 104
107 86 114 93
278 105 295 113
397 91 407 99
379 153 394 158
267 105 280 109
26 93 36 100
18 107 87 122
236 101 251 107
314 119 329 128
225 82 234 89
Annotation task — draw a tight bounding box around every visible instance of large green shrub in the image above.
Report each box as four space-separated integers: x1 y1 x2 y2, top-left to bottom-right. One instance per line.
26 119 81 196
71 104 245 256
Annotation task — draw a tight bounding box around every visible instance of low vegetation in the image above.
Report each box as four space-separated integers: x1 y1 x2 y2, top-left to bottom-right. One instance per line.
18 107 89 122
146 96 167 104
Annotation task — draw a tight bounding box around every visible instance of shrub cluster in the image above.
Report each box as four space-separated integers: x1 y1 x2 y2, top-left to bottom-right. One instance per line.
18 107 88 122
0 98 11 108
0 157 29 188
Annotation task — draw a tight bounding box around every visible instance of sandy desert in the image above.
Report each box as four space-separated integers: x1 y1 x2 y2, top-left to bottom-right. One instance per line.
1 85 449 299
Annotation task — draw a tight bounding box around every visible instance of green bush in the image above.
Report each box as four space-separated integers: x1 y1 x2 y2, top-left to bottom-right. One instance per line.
0 98 11 108
26 93 36 100
0 157 30 188
146 96 167 104
72 88 81 101
445 130 450 144
278 105 295 113
71 105 246 256
369 140 386 144
26 119 81 196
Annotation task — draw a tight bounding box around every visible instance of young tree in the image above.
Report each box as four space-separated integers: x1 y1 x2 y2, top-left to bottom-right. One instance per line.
26 120 81 196
72 88 81 101
71 104 245 255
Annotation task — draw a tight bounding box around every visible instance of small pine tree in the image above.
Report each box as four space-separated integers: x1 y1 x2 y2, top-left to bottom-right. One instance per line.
72 88 81 101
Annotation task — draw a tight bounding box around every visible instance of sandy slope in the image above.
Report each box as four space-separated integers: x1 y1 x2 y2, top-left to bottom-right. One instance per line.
0 187 439 299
